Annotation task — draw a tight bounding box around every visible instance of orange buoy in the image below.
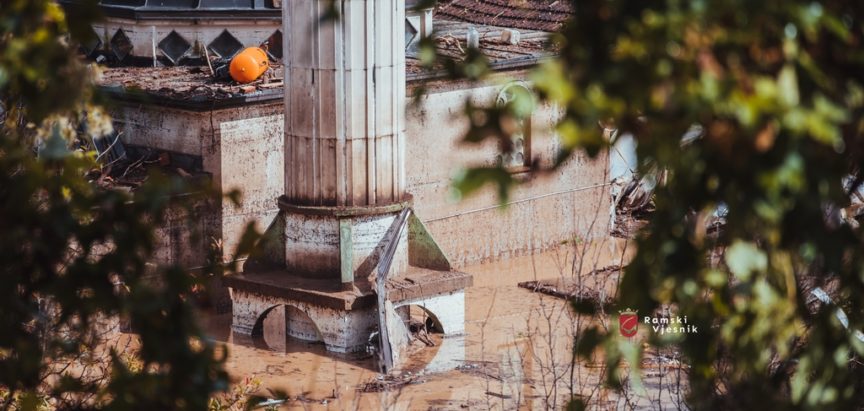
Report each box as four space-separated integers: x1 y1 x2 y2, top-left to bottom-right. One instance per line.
229 47 270 83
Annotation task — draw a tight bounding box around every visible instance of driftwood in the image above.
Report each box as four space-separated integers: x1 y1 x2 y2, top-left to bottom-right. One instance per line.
408 319 436 347
456 360 502 381
358 374 425 393
517 265 621 307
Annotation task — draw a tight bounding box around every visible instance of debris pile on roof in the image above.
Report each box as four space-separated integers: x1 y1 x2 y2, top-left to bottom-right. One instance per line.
98 64 283 105
87 143 208 192
406 19 556 79
435 0 573 33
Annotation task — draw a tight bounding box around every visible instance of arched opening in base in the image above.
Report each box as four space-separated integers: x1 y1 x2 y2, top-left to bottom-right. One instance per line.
393 304 445 372
396 304 444 335
251 304 323 352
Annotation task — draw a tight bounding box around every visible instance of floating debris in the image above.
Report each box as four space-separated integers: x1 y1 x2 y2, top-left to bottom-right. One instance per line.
517 265 621 306
358 374 426 392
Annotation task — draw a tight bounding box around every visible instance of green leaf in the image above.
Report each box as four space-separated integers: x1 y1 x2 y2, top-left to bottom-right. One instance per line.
778 64 800 107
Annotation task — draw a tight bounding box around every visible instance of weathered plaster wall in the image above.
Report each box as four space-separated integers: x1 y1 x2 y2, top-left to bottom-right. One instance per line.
150 202 211 270
113 103 284 266
112 76 610 270
406 82 611 267
217 112 284 262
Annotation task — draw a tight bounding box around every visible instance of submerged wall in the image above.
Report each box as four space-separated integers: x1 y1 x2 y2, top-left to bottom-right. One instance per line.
109 74 610 270
406 79 611 266
113 102 284 266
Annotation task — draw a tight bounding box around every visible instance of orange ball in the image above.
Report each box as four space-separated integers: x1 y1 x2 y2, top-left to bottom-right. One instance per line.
229 47 270 83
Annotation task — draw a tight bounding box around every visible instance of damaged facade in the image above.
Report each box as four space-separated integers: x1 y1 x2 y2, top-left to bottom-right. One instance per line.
63 0 612 368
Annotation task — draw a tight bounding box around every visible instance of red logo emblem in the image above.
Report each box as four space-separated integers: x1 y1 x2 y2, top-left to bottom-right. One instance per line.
619 309 638 338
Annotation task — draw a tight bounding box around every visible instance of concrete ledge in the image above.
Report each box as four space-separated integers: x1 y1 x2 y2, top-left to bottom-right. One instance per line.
387 267 473 303
224 266 472 311
278 195 413 217
223 271 376 311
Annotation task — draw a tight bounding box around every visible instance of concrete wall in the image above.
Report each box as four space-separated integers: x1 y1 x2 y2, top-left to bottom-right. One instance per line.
406 80 611 267
150 202 212 271
113 103 284 266
111 75 610 270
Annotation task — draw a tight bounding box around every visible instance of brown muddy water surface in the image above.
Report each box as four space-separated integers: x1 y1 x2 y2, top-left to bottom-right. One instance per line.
199 238 688 410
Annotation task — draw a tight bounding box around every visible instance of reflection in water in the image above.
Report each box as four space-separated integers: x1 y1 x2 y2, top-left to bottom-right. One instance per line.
199 239 685 409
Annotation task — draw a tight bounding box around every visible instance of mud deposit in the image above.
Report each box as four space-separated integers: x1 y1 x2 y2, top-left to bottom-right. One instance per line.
200 238 688 410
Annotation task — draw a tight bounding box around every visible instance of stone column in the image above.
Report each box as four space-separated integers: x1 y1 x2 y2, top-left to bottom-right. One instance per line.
283 0 406 206
281 0 408 284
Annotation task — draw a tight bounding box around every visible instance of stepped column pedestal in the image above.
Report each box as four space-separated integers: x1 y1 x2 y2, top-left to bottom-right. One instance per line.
281 0 408 286
226 0 471 359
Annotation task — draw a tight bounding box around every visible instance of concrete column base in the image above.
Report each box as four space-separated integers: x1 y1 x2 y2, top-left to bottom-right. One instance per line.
230 289 467 355
279 197 411 283
230 289 379 353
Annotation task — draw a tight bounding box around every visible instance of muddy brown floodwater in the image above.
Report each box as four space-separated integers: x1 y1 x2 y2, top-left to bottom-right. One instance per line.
199 237 689 410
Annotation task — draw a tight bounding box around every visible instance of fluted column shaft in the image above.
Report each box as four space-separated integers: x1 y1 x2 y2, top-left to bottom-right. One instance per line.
283 0 406 207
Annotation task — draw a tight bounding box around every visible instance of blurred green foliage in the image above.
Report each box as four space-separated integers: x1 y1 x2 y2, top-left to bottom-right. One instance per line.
4 0 864 408
423 0 864 409
0 1 252 409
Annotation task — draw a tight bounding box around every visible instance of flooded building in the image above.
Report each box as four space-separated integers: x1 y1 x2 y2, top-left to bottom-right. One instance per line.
63 0 611 369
